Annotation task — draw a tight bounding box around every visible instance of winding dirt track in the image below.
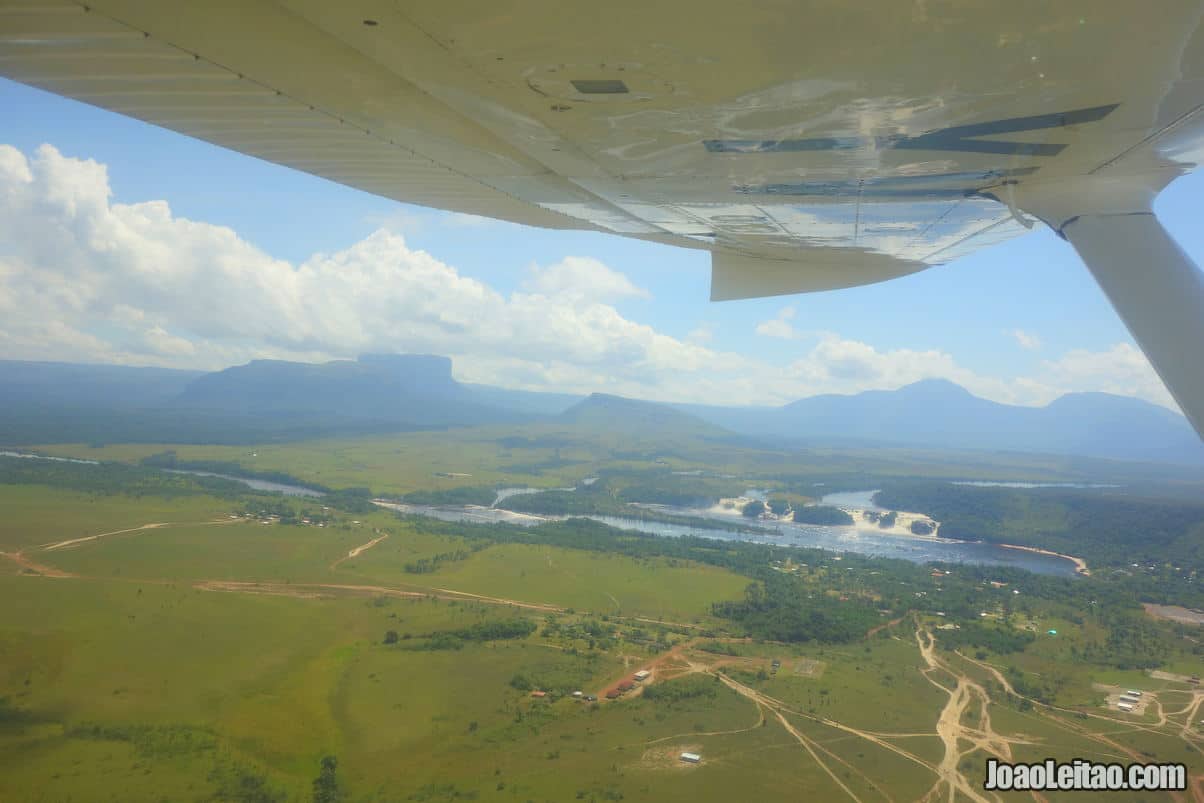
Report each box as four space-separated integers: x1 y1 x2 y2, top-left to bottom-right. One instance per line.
40 519 238 552
196 580 565 612
0 550 75 577
917 629 1031 803
42 522 170 551
329 534 389 569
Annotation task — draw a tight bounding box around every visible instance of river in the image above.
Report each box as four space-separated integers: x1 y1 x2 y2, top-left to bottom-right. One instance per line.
1 451 1079 576
373 489 1079 577
163 469 325 497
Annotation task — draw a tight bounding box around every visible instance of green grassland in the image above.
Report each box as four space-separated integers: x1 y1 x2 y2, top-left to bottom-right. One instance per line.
0 484 230 551
0 511 903 802
4 455 1204 802
341 541 747 623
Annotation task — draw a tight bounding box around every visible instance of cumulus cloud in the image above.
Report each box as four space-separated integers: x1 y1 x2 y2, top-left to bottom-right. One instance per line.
755 305 800 339
522 256 650 302
1010 329 1042 350
1033 344 1174 409
0 143 1181 414
0 144 690 390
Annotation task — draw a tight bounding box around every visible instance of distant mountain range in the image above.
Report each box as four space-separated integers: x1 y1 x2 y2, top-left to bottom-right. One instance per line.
675 379 1204 465
1 356 1201 465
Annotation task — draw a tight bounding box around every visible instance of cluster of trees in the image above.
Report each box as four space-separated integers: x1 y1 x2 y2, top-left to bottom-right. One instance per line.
861 510 898 527
403 486 497 507
403 550 472 574
742 500 766 518
936 621 1035 654
312 755 342 803
792 506 854 526
498 489 605 516
406 618 538 651
711 576 882 643
610 471 741 508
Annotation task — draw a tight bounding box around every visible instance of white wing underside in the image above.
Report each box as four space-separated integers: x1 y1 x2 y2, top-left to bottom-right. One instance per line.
9 1 1202 299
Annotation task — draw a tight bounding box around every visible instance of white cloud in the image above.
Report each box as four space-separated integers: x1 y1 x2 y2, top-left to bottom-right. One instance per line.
0 144 683 387
0 143 1181 415
1010 329 1042 350
1033 343 1174 409
522 256 650 302
755 305 800 339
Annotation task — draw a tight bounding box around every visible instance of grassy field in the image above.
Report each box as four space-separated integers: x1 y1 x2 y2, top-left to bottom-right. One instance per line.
4 471 1204 802
342 541 748 623
0 485 229 551
0 534 873 802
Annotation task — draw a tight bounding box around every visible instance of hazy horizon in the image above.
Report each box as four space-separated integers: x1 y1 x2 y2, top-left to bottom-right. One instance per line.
1 352 1193 418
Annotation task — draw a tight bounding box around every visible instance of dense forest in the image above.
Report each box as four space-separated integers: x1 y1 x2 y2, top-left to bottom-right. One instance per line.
793 506 854 525
402 487 497 507
711 574 881 643
874 481 1204 569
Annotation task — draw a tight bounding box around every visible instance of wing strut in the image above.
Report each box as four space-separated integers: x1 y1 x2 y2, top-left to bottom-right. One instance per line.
1061 211 1204 439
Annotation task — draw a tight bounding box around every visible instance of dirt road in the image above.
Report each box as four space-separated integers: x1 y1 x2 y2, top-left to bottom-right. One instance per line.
40 519 236 552
42 522 170 551
0 550 76 577
917 629 1026 803
330 534 389 569
196 580 564 612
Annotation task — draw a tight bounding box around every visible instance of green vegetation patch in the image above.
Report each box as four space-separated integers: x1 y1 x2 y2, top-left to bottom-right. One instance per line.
792 505 854 525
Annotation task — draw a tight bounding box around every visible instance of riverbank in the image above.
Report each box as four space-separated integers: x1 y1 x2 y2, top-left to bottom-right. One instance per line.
995 543 1090 576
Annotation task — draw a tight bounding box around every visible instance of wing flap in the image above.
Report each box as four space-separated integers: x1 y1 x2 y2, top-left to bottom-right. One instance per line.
709 248 925 301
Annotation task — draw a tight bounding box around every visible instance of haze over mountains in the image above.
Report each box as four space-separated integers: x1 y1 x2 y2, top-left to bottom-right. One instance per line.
1 355 1201 465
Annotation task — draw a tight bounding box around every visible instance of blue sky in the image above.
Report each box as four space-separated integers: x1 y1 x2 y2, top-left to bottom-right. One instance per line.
1 77 1198 411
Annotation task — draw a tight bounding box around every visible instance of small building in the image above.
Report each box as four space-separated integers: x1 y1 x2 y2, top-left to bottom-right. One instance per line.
680 752 702 764
605 690 621 700
571 691 584 698
633 670 651 682
617 681 635 692
1126 689 1143 697
530 690 547 698
1119 695 1139 705
1118 702 1135 712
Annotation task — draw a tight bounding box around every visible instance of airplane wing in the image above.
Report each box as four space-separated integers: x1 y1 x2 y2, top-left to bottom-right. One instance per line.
2 0 1203 433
